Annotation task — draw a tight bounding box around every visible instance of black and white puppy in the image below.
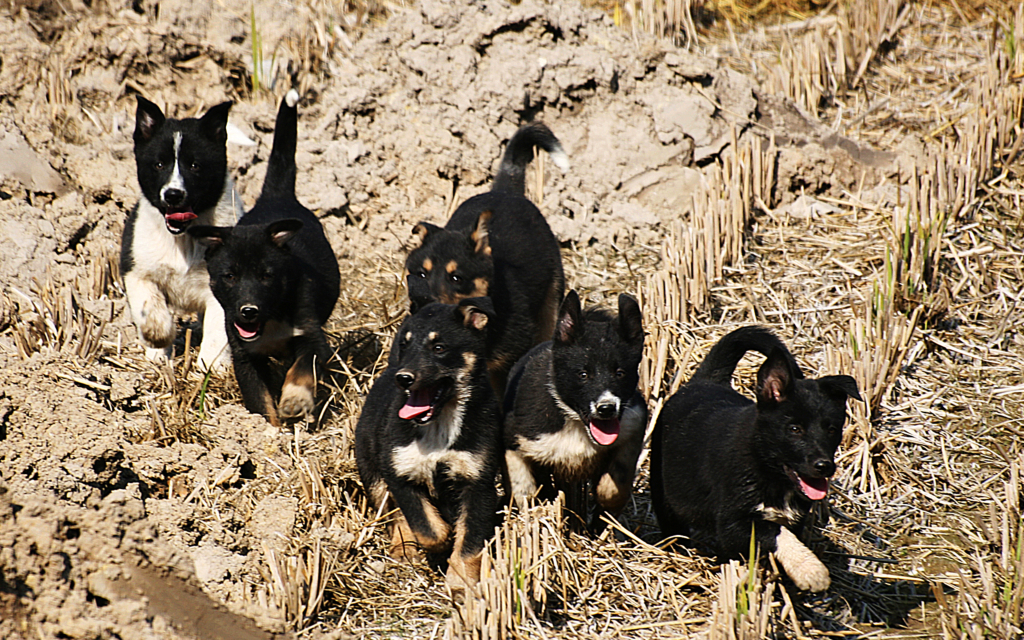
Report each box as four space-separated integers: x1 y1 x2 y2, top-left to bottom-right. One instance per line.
355 298 502 590
189 91 340 426
121 97 242 370
503 290 647 527
650 326 862 592
404 123 568 393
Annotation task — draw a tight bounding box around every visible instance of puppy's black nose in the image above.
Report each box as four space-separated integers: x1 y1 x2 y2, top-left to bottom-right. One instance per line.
239 305 259 322
395 371 415 390
595 403 617 420
163 188 186 207
813 459 836 476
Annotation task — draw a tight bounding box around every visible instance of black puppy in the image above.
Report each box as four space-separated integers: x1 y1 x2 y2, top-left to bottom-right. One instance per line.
503 290 647 527
189 91 340 425
405 122 568 391
650 326 861 592
355 298 501 590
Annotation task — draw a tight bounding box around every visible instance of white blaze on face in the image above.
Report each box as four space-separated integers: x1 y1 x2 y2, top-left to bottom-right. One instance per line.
589 390 621 418
161 132 185 200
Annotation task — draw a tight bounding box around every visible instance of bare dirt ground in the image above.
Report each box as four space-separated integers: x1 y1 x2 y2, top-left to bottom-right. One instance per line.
1 0 1023 638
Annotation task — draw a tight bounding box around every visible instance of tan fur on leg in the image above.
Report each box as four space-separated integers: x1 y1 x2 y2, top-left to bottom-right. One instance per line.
773 526 830 592
446 514 481 591
279 352 316 419
505 449 538 510
594 471 630 514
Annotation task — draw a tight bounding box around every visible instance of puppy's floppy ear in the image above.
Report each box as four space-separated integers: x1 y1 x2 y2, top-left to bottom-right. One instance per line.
188 225 230 250
616 293 644 345
456 296 494 331
411 222 442 247
554 290 583 345
469 211 492 256
267 218 303 247
134 96 165 144
818 375 863 402
199 101 233 144
756 348 797 405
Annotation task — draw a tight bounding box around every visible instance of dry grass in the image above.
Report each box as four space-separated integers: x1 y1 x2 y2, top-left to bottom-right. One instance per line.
5 0 1024 638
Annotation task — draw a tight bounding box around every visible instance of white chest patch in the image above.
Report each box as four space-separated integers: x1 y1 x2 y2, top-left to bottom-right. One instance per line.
757 491 803 526
515 420 598 477
390 401 481 492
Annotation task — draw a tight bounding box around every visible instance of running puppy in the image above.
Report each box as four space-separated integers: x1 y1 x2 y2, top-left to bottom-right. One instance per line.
122 97 242 370
189 91 340 425
405 122 568 392
355 298 502 590
650 326 862 592
503 290 646 527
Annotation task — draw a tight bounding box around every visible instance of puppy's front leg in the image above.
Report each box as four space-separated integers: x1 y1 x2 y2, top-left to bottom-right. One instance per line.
387 480 451 555
446 478 499 590
280 330 331 420
124 272 174 359
232 348 279 426
772 526 830 592
504 449 538 510
197 293 231 372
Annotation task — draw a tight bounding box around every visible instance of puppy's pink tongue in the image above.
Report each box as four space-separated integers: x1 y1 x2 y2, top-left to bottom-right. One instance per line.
589 418 620 446
798 475 829 501
399 389 432 421
166 210 197 222
234 322 258 339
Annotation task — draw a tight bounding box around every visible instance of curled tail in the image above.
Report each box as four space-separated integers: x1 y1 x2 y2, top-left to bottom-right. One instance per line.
260 89 300 201
690 325 803 386
491 122 570 195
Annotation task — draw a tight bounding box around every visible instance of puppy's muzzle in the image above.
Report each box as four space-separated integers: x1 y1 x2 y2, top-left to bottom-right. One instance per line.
163 187 186 207
812 459 836 477
239 305 259 322
594 402 619 420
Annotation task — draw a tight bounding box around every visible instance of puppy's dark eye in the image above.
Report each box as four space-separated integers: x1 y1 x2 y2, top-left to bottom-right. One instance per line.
615 368 626 379
449 273 461 283
578 370 588 381
190 162 201 172
154 161 165 170
416 271 427 279
789 424 804 436
432 343 446 354
222 272 236 284
261 270 273 282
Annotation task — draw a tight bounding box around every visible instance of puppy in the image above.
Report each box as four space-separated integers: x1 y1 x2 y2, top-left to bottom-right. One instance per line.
189 91 340 425
503 290 647 527
405 122 568 392
355 297 502 590
121 97 242 370
650 326 862 592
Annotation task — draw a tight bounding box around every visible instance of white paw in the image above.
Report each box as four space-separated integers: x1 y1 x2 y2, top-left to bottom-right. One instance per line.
774 526 831 592
279 383 314 419
145 346 171 362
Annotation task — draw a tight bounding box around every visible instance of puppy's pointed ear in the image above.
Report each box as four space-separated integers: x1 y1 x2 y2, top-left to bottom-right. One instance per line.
554 290 583 345
469 211 492 256
411 222 442 247
134 96 165 144
756 349 796 406
199 101 232 144
267 218 303 247
456 296 494 331
818 375 863 403
188 225 230 250
616 293 644 345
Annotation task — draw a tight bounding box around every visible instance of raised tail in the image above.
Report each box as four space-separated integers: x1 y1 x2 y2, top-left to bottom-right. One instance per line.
260 89 300 201
491 122 570 195
690 325 804 386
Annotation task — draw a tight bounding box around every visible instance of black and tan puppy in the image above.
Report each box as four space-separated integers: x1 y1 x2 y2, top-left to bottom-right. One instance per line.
650 326 862 592
355 297 502 589
503 290 647 527
405 123 568 391
189 91 340 425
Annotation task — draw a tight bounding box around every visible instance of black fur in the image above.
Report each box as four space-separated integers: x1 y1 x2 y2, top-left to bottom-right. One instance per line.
189 93 340 425
355 298 502 589
405 122 567 391
503 290 647 528
650 326 862 591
